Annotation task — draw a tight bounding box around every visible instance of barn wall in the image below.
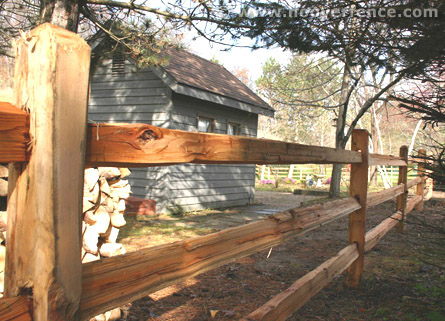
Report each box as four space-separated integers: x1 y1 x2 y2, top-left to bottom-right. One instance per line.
89 63 259 214
158 93 257 213
88 60 171 205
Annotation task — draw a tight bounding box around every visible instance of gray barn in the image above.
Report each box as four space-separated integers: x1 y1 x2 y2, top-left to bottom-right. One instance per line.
88 48 274 213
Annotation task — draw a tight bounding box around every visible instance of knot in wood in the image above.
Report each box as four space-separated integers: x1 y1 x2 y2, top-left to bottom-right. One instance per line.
137 129 158 145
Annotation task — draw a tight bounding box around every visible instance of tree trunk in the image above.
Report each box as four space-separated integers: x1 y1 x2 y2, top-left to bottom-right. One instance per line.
40 0 80 32
370 108 378 185
329 66 351 198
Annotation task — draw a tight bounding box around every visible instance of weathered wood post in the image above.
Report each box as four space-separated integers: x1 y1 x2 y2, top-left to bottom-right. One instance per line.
346 129 369 287
396 146 408 231
415 149 426 211
6 24 90 320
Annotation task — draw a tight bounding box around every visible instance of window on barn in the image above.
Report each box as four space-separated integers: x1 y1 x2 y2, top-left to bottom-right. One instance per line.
198 116 215 133
112 54 125 77
227 122 241 135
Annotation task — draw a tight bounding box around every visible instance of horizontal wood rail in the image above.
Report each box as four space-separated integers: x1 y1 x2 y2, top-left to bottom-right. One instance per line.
243 192 424 321
1 104 363 166
367 184 404 208
0 102 30 163
242 244 359 321
0 296 32 321
85 124 363 166
406 195 422 214
369 153 407 166
364 211 403 252
80 197 360 319
3 25 429 321
407 177 422 189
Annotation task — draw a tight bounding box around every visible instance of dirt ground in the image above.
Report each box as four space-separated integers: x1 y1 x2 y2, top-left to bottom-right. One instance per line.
117 191 445 321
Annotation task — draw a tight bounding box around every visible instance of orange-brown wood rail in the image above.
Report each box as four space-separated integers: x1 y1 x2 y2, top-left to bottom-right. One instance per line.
80 197 360 320
1 106 363 166
0 296 32 321
368 153 407 166
0 102 29 163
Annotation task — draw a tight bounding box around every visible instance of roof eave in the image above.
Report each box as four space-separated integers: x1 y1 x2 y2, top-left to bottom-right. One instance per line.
151 66 274 117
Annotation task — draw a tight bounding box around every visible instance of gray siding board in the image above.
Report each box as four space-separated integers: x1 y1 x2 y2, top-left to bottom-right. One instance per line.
91 71 161 82
163 193 250 206
147 186 252 199
89 96 169 106
88 106 169 114
167 164 255 173
91 88 168 98
91 80 165 90
168 173 254 181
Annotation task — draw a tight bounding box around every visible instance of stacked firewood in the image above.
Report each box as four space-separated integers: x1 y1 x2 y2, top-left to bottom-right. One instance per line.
82 167 131 262
83 167 132 321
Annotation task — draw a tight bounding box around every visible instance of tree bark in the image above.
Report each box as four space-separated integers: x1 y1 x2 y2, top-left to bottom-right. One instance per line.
40 0 80 32
329 65 351 198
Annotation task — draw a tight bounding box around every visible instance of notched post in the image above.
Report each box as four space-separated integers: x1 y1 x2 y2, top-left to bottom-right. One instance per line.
346 129 369 288
396 146 408 232
6 23 90 321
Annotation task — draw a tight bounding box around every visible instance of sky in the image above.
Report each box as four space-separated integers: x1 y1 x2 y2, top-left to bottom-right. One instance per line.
181 32 292 87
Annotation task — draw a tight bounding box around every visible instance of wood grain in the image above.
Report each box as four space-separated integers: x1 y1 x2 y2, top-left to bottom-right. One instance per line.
364 211 403 252
85 123 362 167
407 177 421 189
0 297 32 321
415 149 426 211
406 195 422 215
368 153 407 166
242 244 359 321
6 23 90 321
396 146 408 230
80 197 360 320
0 102 29 163
366 194 422 253
347 129 369 288
367 184 404 208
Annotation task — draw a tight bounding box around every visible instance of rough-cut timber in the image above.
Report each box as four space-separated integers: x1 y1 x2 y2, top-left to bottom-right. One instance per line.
367 184 404 208
347 129 369 288
0 102 29 163
80 197 360 320
396 146 408 230
366 194 422 253
0 116 363 167
407 177 421 189
368 153 407 166
6 24 90 321
364 211 403 252
0 296 32 321
242 244 359 321
85 123 363 167
415 149 426 211
406 195 422 215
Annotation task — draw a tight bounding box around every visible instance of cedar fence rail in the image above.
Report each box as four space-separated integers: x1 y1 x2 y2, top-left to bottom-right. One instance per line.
0 24 432 321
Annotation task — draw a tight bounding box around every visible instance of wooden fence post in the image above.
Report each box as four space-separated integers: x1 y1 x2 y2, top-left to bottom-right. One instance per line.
346 129 369 288
396 146 408 231
6 24 90 320
415 149 426 211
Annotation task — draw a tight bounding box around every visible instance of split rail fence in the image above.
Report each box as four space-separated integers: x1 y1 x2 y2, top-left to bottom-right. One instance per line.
0 24 429 321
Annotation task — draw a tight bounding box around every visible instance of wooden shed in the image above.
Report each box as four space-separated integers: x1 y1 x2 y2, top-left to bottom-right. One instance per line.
88 48 274 214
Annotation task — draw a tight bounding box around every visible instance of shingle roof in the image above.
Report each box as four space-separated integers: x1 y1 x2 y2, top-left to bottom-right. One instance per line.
161 47 272 110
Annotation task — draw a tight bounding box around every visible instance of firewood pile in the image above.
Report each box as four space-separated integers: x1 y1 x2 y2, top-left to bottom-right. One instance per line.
82 167 131 262
83 167 132 321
